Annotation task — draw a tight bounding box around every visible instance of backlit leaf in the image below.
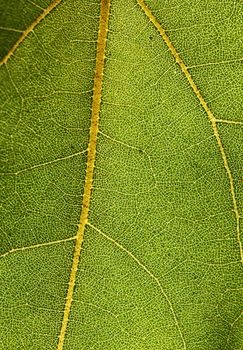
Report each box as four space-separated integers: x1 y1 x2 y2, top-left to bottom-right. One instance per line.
1 1 243 349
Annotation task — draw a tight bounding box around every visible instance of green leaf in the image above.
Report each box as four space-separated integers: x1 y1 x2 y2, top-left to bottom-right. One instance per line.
0 0 53 60
1 0 243 349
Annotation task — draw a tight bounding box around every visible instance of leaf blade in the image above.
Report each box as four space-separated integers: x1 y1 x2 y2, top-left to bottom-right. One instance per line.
1 0 243 349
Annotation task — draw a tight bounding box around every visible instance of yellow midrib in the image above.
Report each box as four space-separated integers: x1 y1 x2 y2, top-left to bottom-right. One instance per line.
0 0 62 65
56 1 111 349
137 0 243 264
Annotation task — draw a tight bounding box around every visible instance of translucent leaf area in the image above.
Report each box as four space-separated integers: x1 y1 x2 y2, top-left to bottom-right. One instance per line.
1 1 243 349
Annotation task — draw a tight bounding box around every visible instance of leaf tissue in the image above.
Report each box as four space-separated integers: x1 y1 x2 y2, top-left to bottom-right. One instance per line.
0 0 243 349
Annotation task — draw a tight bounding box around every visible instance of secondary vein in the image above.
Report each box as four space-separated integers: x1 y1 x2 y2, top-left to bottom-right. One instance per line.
0 236 76 258
0 0 62 65
88 222 187 350
56 1 111 349
138 0 243 264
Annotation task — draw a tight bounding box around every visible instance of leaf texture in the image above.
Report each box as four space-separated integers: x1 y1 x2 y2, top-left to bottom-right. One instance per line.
1 0 243 349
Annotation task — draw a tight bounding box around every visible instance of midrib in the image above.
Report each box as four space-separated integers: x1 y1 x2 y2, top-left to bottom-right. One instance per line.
137 0 243 264
56 1 111 349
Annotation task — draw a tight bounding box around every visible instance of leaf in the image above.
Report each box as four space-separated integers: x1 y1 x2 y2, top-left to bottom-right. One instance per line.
0 0 54 60
1 0 243 349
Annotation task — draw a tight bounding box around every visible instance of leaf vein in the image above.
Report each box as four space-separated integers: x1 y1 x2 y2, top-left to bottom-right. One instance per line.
0 236 76 258
0 150 87 176
88 221 187 350
138 0 243 265
0 0 62 65
56 1 111 349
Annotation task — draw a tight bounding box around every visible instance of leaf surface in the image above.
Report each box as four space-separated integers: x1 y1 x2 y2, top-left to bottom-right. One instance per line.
1 1 243 349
